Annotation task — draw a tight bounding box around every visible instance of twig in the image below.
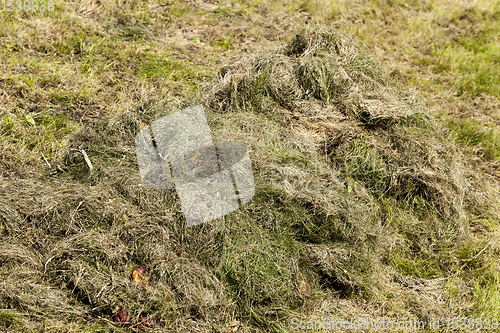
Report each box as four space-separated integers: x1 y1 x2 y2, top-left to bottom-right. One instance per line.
70 148 94 172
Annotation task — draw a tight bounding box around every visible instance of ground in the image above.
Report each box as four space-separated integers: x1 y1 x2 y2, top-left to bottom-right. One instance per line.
0 0 500 332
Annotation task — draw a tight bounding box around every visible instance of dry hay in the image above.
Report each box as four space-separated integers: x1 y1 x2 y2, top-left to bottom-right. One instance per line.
204 25 500 320
1 25 500 332
207 25 496 232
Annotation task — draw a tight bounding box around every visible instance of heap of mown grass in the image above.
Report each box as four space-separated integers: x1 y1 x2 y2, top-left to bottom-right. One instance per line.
1 7 500 332
209 25 496 229
206 24 500 322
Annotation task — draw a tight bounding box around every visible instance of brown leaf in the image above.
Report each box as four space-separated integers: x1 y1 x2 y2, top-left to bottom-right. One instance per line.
131 267 148 285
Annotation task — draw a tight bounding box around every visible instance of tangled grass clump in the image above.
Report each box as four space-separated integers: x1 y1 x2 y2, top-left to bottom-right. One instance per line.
205 26 500 316
208 26 495 231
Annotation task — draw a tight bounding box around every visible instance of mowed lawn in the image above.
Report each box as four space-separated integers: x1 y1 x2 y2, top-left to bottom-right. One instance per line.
1 0 499 332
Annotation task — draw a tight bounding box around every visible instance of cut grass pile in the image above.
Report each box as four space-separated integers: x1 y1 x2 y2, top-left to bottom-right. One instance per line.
1 1 500 332
208 26 495 226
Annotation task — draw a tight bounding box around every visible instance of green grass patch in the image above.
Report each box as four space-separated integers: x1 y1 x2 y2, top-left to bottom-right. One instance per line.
138 56 195 80
0 312 19 328
387 248 444 279
447 119 500 160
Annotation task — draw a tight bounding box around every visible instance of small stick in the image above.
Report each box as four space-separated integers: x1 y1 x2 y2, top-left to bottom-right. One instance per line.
70 148 94 172
80 149 94 172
